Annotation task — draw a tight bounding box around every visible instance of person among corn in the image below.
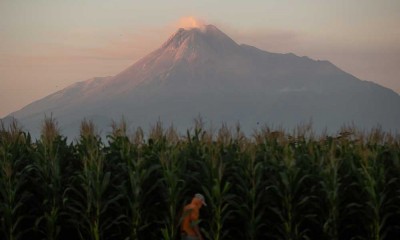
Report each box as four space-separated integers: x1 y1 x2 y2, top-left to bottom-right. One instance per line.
180 193 207 240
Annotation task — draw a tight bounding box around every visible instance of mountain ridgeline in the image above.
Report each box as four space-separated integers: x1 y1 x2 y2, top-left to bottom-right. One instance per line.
5 24 400 138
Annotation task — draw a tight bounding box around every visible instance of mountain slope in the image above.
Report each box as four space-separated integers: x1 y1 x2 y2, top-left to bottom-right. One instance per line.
6 24 400 138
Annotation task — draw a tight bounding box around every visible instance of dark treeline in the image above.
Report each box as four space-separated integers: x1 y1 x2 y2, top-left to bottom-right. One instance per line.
0 118 399 240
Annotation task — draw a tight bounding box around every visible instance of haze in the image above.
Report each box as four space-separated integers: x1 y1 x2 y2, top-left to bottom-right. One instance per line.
1 0 400 117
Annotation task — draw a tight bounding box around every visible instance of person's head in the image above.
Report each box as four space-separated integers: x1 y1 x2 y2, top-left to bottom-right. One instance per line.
192 193 207 207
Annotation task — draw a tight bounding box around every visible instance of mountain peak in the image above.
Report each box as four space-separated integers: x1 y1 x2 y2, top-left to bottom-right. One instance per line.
161 24 239 58
109 24 238 92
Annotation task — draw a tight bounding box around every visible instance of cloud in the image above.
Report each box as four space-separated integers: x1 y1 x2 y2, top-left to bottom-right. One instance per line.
176 16 207 30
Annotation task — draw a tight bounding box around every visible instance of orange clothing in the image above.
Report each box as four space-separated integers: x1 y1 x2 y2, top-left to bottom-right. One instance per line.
181 198 202 236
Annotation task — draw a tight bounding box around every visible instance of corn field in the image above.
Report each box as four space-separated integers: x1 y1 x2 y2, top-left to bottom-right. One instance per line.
0 118 399 240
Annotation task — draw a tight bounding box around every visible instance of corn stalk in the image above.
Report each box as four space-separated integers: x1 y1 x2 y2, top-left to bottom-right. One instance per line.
319 141 341 240
357 146 396 240
159 147 186 240
66 120 123 240
31 117 66 240
201 140 235 240
0 121 32 240
231 149 266 240
266 145 314 240
107 122 159 240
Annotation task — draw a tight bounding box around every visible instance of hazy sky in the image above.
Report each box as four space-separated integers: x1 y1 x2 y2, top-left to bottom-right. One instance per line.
1 0 400 117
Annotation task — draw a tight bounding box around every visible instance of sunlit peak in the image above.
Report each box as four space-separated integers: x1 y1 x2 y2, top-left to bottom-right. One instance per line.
178 17 206 30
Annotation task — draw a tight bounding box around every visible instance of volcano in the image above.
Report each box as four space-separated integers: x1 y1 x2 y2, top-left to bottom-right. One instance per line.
5 24 400 138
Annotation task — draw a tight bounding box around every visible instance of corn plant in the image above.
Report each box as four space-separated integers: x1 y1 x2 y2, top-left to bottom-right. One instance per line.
266 144 314 240
31 117 67 240
65 120 123 240
0 121 32 240
318 140 342 240
231 149 267 240
106 121 159 240
200 128 235 240
380 142 400 238
159 146 187 240
333 135 367 240
356 146 397 240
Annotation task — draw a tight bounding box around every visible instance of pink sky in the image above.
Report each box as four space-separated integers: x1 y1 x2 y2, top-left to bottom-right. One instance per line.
1 1 400 117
